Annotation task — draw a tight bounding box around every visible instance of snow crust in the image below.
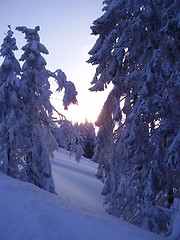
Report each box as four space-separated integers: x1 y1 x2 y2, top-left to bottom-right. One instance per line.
0 148 165 240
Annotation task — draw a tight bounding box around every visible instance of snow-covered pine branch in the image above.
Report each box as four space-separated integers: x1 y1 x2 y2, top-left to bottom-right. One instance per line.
53 69 78 110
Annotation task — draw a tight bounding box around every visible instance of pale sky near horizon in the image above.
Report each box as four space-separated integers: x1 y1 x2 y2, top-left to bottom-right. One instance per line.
0 0 111 124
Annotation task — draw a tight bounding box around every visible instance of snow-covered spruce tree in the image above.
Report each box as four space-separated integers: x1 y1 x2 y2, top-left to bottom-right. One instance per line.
91 92 119 181
78 120 96 159
88 0 180 235
15 26 57 193
0 26 77 192
0 26 22 177
53 119 95 161
53 119 75 151
53 119 84 162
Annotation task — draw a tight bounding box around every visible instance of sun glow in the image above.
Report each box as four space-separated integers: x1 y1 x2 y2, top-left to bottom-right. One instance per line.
50 88 110 124
49 43 112 125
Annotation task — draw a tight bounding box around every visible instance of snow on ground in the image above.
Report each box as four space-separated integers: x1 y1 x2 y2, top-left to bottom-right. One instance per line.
52 148 105 218
0 148 166 240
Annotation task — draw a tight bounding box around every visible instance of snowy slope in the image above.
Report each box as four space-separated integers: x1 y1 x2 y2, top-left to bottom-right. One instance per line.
52 148 105 217
0 148 166 240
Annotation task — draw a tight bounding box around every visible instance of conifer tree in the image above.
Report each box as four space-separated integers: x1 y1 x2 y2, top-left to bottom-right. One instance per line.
0 25 78 193
0 26 21 177
16 26 56 193
79 120 96 159
88 0 180 234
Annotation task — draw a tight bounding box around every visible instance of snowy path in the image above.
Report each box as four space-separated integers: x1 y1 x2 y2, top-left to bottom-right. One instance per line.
0 148 166 240
52 149 106 218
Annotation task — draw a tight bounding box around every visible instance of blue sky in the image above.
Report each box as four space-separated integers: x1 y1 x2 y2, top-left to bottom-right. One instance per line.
0 0 111 123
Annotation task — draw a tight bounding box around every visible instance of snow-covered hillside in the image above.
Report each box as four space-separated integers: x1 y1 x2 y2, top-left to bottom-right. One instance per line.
52 149 105 217
0 148 166 240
